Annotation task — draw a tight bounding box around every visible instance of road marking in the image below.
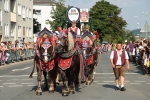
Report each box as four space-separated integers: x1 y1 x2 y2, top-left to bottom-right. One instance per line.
33 72 37 75
0 75 37 78
109 77 115 78
12 67 31 71
0 86 4 87
22 79 34 80
0 80 2 81
146 83 150 84
125 81 130 82
103 81 115 82
95 77 106 78
9 85 22 87
3 83 16 85
130 83 141 84
134 81 146 82
97 83 109 84
93 81 99 83
7 79 19 81
94 73 138 75
21 83 34 84
27 85 36 87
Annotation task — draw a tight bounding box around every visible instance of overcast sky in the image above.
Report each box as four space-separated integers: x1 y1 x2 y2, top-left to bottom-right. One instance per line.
60 0 150 30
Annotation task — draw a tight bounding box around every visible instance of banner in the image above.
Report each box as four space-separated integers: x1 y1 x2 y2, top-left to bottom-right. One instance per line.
80 9 89 22
66 6 80 23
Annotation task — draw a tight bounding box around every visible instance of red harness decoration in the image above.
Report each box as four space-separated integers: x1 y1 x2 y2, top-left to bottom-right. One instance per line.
86 55 93 66
39 59 55 72
58 56 73 70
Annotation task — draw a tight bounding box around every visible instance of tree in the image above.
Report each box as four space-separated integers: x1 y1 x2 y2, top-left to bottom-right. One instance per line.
89 0 127 43
46 0 67 31
125 30 136 42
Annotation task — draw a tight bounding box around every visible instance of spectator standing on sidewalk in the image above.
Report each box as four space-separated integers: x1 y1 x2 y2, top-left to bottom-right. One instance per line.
129 41 134 62
110 41 130 91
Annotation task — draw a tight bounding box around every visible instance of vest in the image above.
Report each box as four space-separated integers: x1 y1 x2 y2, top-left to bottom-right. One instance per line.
68 27 78 35
113 50 126 66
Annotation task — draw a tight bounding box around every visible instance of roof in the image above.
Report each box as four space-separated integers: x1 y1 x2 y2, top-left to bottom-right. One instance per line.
33 0 56 5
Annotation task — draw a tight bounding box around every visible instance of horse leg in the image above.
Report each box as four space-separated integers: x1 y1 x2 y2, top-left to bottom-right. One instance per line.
74 63 80 88
36 64 42 95
56 71 60 85
43 71 48 91
49 66 57 93
86 64 95 85
60 69 69 96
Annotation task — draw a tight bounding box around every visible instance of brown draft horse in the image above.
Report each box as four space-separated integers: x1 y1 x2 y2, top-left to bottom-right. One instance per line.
55 32 80 96
29 35 57 95
81 36 98 85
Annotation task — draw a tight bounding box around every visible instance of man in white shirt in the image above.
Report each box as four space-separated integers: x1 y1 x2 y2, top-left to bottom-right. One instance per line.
110 41 130 91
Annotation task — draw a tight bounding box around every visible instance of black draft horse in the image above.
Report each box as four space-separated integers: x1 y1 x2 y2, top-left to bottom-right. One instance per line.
55 32 80 96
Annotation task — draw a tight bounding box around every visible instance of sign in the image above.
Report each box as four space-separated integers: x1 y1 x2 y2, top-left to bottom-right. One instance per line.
67 6 80 23
80 9 89 22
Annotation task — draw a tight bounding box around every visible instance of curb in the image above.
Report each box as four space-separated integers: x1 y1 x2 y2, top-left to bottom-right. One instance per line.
0 59 33 69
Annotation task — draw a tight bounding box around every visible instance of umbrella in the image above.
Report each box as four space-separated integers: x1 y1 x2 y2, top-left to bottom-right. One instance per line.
102 41 108 44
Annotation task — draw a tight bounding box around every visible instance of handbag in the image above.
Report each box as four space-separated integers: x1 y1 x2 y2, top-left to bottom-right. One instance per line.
146 60 150 68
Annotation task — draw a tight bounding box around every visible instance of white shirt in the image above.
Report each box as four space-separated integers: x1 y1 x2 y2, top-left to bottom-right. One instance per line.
110 49 129 65
69 27 80 36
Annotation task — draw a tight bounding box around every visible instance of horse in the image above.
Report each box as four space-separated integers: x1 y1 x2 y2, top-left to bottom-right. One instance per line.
29 34 57 95
55 31 80 96
81 34 98 85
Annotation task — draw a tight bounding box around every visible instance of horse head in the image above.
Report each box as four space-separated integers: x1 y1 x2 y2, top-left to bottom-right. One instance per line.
37 35 54 63
55 31 74 53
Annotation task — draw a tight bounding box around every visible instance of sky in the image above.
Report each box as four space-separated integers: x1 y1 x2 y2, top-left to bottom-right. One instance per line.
58 0 150 30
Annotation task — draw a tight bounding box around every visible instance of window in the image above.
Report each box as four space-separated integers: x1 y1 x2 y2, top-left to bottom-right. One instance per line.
22 6 25 18
18 26 21 37
18 4 21 15
35 10 41 15
5 24 9 37
26 27 29 38
0 9 2 26
4 0 9 12
29 9 32 19
26 7 28 18
29 28 32 38
11 24 15 37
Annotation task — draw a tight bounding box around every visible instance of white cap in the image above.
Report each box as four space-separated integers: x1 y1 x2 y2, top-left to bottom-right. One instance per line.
1 43 4 46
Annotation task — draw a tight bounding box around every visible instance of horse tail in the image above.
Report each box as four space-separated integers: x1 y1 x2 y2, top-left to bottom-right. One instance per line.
29 54 36 78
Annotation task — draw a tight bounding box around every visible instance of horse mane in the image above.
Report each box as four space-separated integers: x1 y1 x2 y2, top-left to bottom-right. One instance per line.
68 32 74 51
83 36 93 46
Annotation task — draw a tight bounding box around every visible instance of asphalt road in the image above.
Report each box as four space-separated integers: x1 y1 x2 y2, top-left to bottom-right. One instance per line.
0 52 150 100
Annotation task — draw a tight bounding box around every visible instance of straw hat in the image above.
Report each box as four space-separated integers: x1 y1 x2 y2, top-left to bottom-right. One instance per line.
85 24 90 29
72 20 76 24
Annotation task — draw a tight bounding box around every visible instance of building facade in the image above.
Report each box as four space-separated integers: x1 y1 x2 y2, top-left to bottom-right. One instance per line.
0 0 33 42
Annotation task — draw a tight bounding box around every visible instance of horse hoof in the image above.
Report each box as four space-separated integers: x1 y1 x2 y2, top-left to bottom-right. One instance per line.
62 92 69 96
70 91 75 94
36 92 42 95
56 82 59 85
49 90 54 93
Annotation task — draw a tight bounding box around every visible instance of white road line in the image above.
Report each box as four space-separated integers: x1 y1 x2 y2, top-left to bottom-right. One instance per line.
0 80 2 81
33 72 37 75
93 81 99 82
0 86 4 87
103 81 115 82
3 83 16 85
9 85 22 87
0 75 37 78
97 83 109 84
125 81 131 82
109 77 115 78
21 83 34 84
146 83 150 84
27 85 35 87
12 67 31 71
22 79 34 80
94 73 138 75
134 81 146 82
7 79 19 81
95 77 106 78
130 83 141 84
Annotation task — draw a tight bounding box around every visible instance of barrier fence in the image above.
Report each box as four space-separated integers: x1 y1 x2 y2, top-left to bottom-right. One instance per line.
0 48 34 65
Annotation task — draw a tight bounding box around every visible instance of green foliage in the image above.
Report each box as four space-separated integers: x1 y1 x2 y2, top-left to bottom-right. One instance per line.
125 30 136 42
89 0 127 43
46 0 67 31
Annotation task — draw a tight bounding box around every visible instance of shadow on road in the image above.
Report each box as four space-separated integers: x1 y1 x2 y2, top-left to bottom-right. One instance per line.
102 84 115 90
